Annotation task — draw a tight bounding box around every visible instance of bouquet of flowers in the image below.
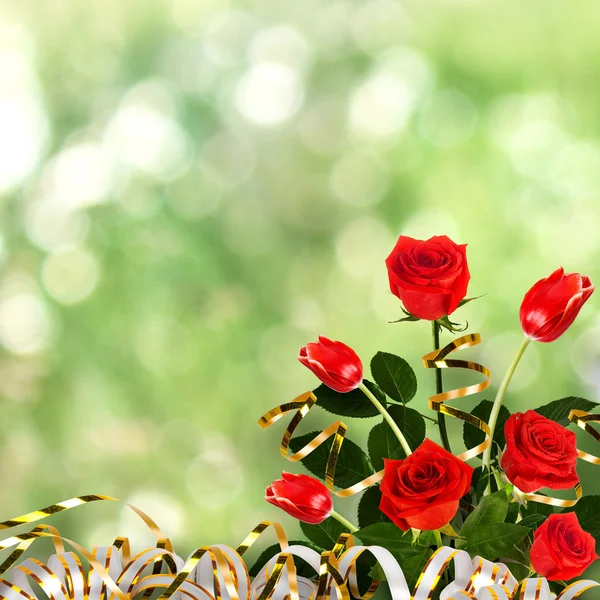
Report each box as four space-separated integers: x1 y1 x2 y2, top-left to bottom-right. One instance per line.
259 234 600 597
1 233 599 600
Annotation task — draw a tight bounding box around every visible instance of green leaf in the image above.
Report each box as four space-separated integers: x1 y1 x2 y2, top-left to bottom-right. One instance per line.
472 466 494 499
459 490 508 540
370 352 417 404
463 400 510 460
535 397 599 427
563 496 600 538
313 380 386 419
437 315 468 333
458 523 529 561
289 432 375 488
497 545 531 582
357 486 391 528
520 501 552 531
249 540 320 577
300 517 348 549
398 548 435 590
367 406 426 469
355 523 429 554
505 502 520 524
458 295 484 308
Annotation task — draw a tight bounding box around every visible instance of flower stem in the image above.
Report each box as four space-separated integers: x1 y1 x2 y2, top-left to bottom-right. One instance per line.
483 336 531 495
358 382 412 456
330 509 358 533
433 529 443 549
432 321 452 453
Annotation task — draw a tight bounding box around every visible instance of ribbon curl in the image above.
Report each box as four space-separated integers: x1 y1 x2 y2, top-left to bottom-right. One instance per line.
422 333 492 461
257 392 383 498
570 410 600 465
259 334 493 497
422 334 590 509
0 496 598 600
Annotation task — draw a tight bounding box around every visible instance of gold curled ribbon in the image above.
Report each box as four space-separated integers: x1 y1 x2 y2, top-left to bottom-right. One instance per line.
570 410 600 464
0 496 296 600
422 333 492 461
0 497 598 600
522 483 583 509
423 335 586 509
257 392 383 498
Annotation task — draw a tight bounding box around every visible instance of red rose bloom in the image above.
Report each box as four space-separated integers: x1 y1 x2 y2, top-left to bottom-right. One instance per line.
520 267 594 343
501 410 578 493
379 439 473 531
530 513 598 581
298 336 363 393
266 472 333 524
385 235 470 321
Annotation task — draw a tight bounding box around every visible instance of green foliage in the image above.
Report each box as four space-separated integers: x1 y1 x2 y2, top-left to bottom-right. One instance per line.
289 432 375 487
313 380 387 418
463 400 510 460
355 522 418 552
459 490 508 540
300 518 348 549
457 490 529 561
457 523 529 561
535 397 599 426
369 352 417 404
471 466 495 499
361 528 435 590
367 405 426 469
357 486 391 528
520 501 552 530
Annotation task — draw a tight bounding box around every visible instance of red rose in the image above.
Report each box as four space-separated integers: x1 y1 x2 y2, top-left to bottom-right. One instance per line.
501 410 578 494
385 235 470 321
379 439 473 531
298 336 363 393
530 513 598 581
520 267 594 343
266 472 333 524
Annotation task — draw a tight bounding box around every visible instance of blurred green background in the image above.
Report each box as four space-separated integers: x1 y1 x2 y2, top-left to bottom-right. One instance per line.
1 0 600 560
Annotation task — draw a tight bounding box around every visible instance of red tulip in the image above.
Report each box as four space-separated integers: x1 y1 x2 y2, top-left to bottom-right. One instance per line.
520 267 594 342
266 472 333 524
298 336 363 393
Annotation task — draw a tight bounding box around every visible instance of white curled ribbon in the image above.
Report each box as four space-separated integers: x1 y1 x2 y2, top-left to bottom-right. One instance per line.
1 543 599 600
253 545 600 600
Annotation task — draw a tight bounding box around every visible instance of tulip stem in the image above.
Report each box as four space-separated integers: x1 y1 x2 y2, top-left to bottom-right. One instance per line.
330 509 358 533
359 382 412 456
432 321 452 454
483 336 531 495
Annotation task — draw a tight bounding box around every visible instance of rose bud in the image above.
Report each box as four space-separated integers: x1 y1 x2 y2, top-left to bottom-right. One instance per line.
298 336 363 393
520 267 594 343
501 410 579 494
531 513 598 581
379 439 473 531
265 472 333 524
385 235 470 321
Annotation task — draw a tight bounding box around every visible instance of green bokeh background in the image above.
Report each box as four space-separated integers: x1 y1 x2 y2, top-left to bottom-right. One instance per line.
1 0 600 567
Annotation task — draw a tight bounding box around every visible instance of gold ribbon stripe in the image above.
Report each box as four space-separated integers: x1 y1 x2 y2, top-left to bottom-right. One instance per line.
422 333 492 461
570 410 600 465
257 392 383 498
